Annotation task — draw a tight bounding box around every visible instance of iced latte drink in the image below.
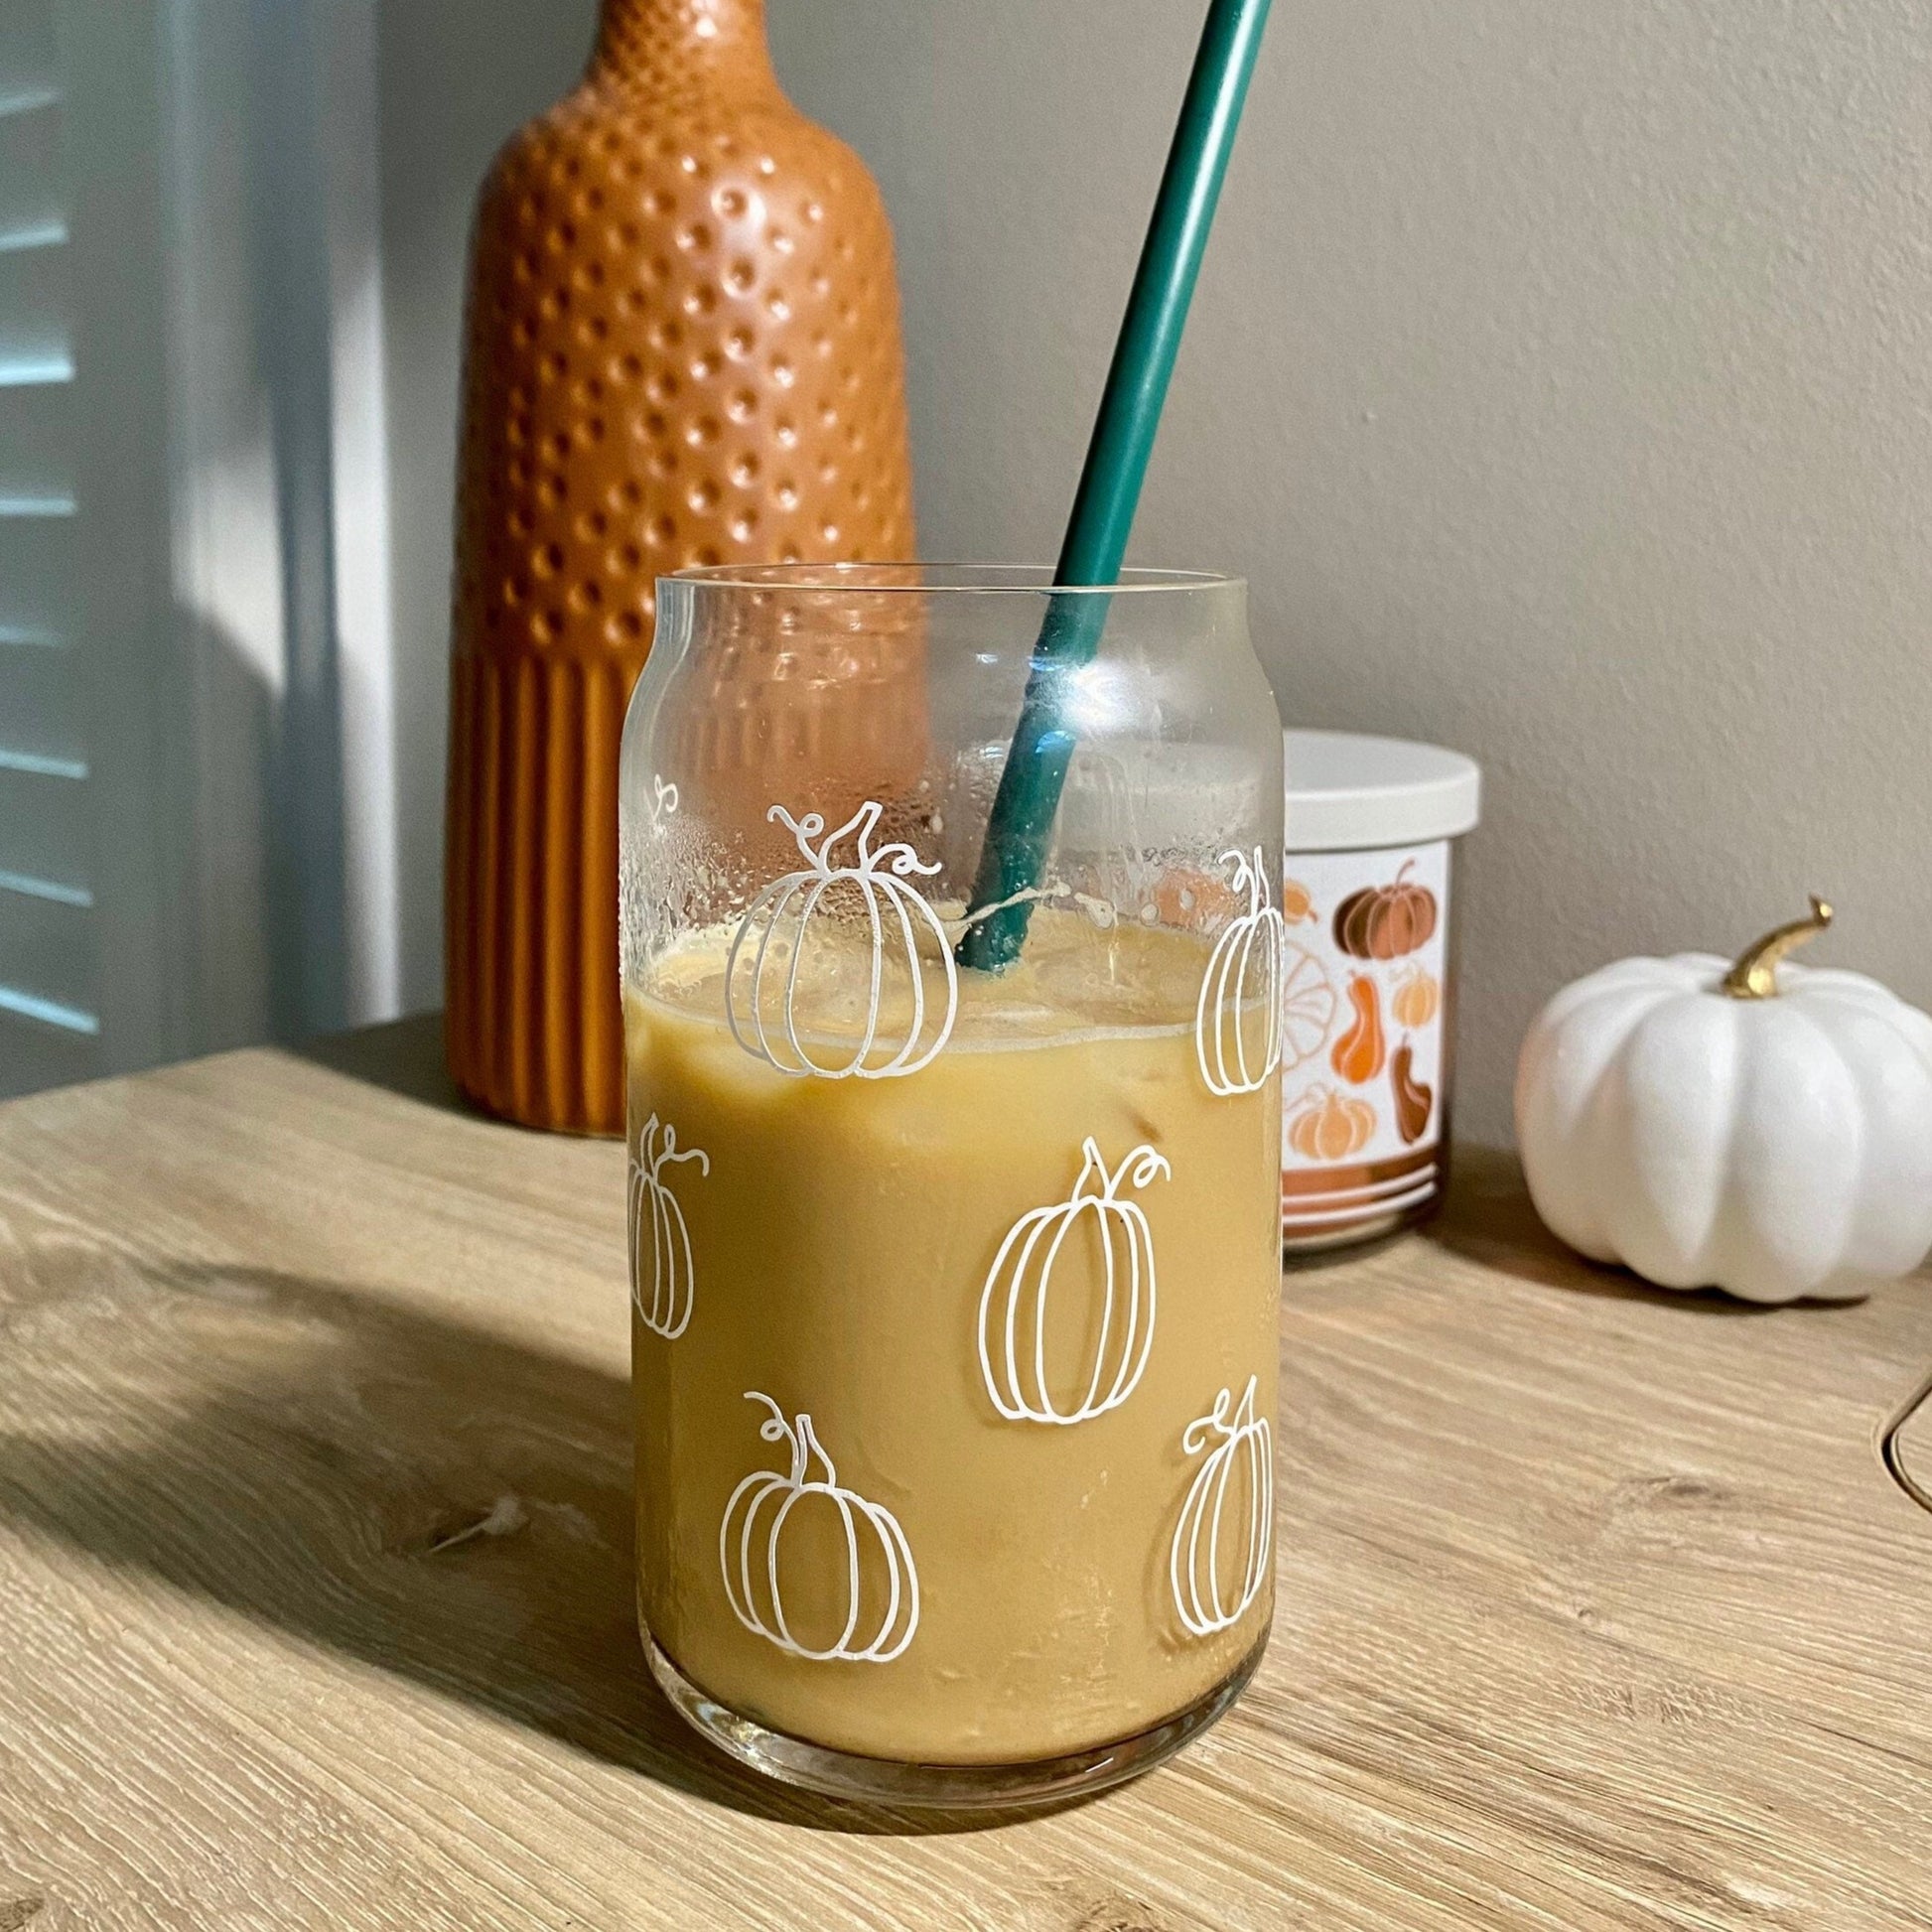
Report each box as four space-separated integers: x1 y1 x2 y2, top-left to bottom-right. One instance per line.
620 566 1286 1804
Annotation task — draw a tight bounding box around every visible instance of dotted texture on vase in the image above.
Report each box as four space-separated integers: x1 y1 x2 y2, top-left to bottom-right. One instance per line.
446 0 917 1134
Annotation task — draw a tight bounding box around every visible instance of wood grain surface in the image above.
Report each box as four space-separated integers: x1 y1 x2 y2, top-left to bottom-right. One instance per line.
1 1017 1929 1930
1888 1374 1932 1519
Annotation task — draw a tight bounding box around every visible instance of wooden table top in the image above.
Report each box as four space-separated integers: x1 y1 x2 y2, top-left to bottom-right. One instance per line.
1 1018 1928 1931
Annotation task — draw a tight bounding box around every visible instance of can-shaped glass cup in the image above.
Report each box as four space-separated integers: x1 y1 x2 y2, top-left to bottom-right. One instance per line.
619 565 1285 1807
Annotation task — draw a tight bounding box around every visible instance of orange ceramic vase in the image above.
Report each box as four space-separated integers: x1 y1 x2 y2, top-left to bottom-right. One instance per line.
446 0 917 1133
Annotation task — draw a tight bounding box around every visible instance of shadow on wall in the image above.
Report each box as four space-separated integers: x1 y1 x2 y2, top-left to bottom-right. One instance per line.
173 606 348 1054
246 0 352 1041
163 0 390 1055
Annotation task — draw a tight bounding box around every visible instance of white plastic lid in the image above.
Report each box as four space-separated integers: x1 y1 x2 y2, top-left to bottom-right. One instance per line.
1286 729 1481 853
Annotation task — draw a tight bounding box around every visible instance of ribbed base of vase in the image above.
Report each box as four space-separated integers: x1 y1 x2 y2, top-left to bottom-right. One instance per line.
445 649 634 1135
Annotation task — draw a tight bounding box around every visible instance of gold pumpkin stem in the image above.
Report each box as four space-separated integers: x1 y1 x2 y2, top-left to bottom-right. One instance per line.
1722 896 1833 1000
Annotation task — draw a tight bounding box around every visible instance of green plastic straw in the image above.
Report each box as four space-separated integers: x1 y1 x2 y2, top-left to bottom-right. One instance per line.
957 0 1276 972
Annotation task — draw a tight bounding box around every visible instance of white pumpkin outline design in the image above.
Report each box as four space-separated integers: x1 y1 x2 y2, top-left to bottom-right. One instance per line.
627 1114 710 1340
720 1393 919 1664
978 1138 1172 1426
726 799 958 1080
1194 846 1287 1096
1170 1376 1274 1639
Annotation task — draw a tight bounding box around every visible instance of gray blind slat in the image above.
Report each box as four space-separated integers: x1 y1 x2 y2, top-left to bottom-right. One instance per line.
0 380 70 498
0 762 89 893
0 2 57 111
0 96 62 242
0 1008 98 1098
0 243 69 373
0 636 82 767
0 514 74 643
0 889 98 1028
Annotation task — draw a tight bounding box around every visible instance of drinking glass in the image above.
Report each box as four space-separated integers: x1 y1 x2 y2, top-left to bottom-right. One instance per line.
620 564 1284 1806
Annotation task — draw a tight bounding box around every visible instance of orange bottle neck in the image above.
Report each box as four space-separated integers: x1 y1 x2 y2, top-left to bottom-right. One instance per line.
591 0 773 82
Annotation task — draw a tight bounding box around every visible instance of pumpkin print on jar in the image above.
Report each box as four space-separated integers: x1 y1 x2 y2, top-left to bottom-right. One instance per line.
1287 1085 1377 1163
1329 974 1387 1085
1171 1377 1274 1640
1279 946 1337 1072
1152 866 1241 934
720 1394 919 1664
726 799 957 1079
628 1113 710 1339
1391 1040 1435 1146
1281 825 1456 1245
445 0 919 1135
1390 963 1441 1031
1332 861 1439 961
978 1139 1171 1426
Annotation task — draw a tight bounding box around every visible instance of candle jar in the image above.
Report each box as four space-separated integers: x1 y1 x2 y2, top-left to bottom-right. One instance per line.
619 565 1285 1806
1279 731 1481 1250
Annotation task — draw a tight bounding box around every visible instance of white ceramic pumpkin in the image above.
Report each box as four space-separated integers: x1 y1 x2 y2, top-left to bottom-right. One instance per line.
720 1394 918 1663
979 1138 1171 1425
727 799 957 1080
1195 846 1287 1096
1171 1376 1274 1638
628 1114 709 1340
1516 899 1932 1304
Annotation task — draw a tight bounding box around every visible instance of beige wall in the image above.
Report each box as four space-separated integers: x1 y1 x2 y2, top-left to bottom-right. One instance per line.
378 0 595 1012
382 0 1932 1144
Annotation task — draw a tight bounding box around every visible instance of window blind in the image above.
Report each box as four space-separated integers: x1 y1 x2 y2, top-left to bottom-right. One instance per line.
0 0 98 1097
